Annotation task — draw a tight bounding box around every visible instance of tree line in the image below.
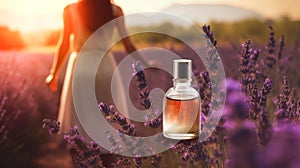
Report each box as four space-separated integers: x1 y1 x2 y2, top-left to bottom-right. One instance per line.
0 26 25 50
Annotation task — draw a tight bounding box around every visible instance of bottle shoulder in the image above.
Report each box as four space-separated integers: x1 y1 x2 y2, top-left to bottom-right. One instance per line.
165 87 199 100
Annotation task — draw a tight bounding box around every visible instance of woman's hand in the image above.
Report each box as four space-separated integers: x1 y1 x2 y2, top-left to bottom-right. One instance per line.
45 73 58 92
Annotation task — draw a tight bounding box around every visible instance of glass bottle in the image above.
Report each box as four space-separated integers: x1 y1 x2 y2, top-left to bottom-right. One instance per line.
163 59 200 140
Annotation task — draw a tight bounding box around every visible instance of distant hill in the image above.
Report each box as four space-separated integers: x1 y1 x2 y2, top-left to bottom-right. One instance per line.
163 4 262 23
126 3 263 26
0 3 263 31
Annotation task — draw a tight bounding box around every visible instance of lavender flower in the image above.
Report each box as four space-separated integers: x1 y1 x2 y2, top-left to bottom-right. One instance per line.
132 61 147 90
181 152 190 161
132 62 151 110
202 25 217 47
202 24 220 80
257 110 272 146
266 26 276 55
140 98 151 109
277 35 285 60
42 118 60 135
264 26 276 68
64 126 105 168
260 78 272 107
249 49 261 83
256 78 273 146
99 102 113 116
42 119 105 168
147 118 161 128
99 103 138 136
240 40 253 94
275 76 299 122
132 61 163 129
196 71 212 116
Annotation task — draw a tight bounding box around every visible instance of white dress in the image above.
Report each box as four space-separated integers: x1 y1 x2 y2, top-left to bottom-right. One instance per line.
57 3 128 145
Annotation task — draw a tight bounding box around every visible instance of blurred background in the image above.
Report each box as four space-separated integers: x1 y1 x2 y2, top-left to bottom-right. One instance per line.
1 0 299 52
0 0 299 167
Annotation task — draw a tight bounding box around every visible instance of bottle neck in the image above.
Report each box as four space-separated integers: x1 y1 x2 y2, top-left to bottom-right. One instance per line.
173 78 192 89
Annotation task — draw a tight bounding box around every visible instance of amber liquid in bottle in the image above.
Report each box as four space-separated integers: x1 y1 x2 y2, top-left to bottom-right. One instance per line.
163 95 200 139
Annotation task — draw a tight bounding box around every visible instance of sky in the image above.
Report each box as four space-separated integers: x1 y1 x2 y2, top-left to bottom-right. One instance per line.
0 0 299 32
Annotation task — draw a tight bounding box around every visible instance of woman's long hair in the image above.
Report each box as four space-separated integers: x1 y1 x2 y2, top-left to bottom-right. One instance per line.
79 0 113 33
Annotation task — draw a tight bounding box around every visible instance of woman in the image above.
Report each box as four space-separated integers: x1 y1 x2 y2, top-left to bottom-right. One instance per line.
45 0 145 144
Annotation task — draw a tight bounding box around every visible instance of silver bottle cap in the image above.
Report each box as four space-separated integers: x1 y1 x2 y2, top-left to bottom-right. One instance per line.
173 59 192 79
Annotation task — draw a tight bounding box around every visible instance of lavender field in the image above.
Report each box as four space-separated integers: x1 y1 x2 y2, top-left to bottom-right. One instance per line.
0 51 71 167
1 25 300 168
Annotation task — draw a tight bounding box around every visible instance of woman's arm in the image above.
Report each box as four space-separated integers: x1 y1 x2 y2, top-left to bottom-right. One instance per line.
113 5 148 65
46 6 72 91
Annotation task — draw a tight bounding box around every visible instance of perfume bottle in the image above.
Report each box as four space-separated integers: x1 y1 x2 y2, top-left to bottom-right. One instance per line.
163 59 200 140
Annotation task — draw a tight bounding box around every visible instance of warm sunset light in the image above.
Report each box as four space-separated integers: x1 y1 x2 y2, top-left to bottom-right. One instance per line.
1 0 300 167
0 0 76 32
0 0 299 33
115 0 300 20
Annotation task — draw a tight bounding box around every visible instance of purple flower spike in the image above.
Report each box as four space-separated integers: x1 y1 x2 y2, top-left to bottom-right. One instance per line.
202 24 217 47
42 119 60 135
99 102 111 116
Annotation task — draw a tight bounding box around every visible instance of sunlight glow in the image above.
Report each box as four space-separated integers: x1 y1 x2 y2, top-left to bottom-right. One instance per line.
0 0 76 32
0 0 299 32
